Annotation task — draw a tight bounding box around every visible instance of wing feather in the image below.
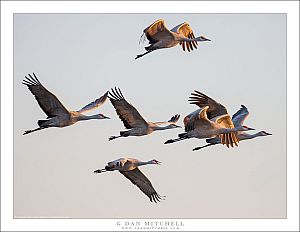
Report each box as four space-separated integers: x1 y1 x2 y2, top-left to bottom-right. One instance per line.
23 73 70 118
154 114 180 125
184 107 213 132
216 115 239 147
108 87 148 129
172 22 198 52
77 91 108 113
188 90 228 119
142 19 174 44
120 168 164 203
232 105 249 127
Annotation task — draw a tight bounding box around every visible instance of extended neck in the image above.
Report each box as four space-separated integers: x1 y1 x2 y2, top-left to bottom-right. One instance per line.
249 132 265 139
77 114 100 121
238 131 264 141
152 124 174 131
137 160 153 166
177 34 209 42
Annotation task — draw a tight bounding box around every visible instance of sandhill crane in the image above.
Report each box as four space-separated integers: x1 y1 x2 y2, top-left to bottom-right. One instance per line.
94 158 165 203
135 19 210 59
193 105 272 151
108 87 181 140
23 73 110 135
164 91 254 147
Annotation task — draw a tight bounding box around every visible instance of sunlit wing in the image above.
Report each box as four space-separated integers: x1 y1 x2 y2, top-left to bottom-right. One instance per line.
108 87 148 129
172 22 198 52
142 19 174 44
232 105 249 127
216 114 239 147
22 73 70 118
120 168 164 203
77 91 108 113
184 107 212 132
188 90 228 119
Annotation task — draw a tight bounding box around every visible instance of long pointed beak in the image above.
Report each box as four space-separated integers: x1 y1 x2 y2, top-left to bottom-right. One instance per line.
157 161 162 165
205 38 211 41
176 125 182 128
266 132 272 135
104 116 110 119
248 127 255 130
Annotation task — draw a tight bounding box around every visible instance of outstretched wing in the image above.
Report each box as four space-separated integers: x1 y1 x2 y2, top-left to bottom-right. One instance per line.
154 114 180 125
171 22 198 52
168 114 180 123
77 91 108 113
232 105 249 127
108 87 148 129
216 115 239 148
141 19 174 44
120 168 164 203
188 90 228 119
22 73 70 118
184 107 213 132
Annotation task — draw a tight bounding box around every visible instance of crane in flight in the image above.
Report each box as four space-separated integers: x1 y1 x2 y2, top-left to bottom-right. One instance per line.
165 91 254 148
108 87 181 141
94 158 165 203
23 73 110 135
135 19 210 59
193 105 272 151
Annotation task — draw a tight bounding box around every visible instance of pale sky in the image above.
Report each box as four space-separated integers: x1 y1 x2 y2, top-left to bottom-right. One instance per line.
14 13 286 218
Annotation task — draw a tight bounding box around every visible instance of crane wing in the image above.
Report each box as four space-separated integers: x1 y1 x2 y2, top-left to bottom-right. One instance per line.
168 114 180 123
188 90 228 119
77 91 108 113
232 105 249 127
215 114 239 148
171 22 198 52
22 73 70 118
153 114 180 125
142 19 174 44
120 168 164 203
184 107 213 132
108 87 148 129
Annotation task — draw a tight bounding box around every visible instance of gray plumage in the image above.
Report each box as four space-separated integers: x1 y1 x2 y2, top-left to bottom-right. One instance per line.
193 105 272 151
23 73 109 135
94 158 165 203
135 19 210 59
108 87 181 140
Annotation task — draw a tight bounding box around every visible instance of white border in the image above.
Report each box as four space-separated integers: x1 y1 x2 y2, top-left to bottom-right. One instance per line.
1 1 299 231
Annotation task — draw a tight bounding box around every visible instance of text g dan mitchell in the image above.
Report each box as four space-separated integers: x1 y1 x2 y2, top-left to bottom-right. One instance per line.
116 220 184 230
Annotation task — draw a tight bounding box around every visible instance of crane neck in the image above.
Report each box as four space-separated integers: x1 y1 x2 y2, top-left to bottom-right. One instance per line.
249 132 264 138
77 114 100 121
152 124 173 131
137 160 153 166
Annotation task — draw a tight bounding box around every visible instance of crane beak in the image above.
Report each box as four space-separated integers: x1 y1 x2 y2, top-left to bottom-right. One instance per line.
265 132 272 135
175 125 182 128
104 116 110 119
247 127 255 130
156 161 162 165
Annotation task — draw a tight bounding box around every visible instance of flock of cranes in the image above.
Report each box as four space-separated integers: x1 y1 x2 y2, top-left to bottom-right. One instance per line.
22 19 271 203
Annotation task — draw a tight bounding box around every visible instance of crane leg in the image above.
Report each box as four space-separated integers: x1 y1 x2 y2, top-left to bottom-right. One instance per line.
23 127 46 135
135 50 152 59
94 169 107 173
192 143 216 151
164 137 187 144
108 135 122 141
